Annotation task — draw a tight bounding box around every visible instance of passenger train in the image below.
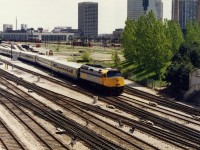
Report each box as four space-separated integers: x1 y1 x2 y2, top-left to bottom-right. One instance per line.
0 45 124 95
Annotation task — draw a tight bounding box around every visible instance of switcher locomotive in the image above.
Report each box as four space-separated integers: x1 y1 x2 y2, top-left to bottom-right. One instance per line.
0 45 124 95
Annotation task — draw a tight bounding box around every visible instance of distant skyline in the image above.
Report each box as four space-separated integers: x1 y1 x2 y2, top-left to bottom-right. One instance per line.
0 0 172 34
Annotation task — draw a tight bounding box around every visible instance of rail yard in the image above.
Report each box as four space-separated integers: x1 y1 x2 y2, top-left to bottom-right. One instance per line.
0 47 200 149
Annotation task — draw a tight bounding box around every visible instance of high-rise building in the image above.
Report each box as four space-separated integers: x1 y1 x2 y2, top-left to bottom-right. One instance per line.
155 0 163 19
197 0 200 22
172 0 200 29
78 2 98 38
127 0 163 20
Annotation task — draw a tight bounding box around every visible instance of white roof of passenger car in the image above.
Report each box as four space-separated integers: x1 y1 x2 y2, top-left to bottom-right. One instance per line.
8 49 21 52
53 60 83 69
20 51 38 56
0 45 10 50
36 55 57 61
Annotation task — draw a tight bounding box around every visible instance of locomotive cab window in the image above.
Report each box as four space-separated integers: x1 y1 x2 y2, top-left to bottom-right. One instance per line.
107 71 122 77
102 74 106 78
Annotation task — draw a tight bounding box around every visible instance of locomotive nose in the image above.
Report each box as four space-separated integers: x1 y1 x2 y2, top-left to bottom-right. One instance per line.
116 78 120 85
116 77 124 86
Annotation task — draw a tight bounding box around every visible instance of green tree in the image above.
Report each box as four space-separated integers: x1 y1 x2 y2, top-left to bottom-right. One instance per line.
165 61 194 91
146 12 172 78
122 19 137 62
81 52 91 62
165 42 200 91
167 20 184 54
112 51 121 67
190 43 200 68
135 15 149 65
122 11 185 79
185 21 200 45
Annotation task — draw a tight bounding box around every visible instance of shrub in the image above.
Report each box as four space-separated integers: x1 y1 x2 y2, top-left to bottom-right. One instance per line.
81 52 92 62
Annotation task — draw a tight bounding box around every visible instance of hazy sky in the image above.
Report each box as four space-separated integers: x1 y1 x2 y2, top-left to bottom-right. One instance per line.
0 0 172 34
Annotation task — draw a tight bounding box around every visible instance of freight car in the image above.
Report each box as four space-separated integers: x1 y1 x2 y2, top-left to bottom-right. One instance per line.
0 46 124 95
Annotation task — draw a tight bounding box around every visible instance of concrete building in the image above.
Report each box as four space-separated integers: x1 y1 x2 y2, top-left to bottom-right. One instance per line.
112 28 124 42
172 0 200 29
3 24 13 32
185 69 200 103
21 24 28 31
52 26 72 33
189 69 200 91
0 25 74 42
78 2 98 38
127 0 163 20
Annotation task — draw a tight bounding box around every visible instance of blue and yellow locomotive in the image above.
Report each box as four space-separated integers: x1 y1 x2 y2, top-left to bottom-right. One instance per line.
0 45 124 95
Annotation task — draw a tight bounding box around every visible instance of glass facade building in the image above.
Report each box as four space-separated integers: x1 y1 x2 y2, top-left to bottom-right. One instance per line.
127 0 163 20
172 0 200 29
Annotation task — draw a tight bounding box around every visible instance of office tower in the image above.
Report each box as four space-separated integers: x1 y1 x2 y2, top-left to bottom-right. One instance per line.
172 0 179 22
198 0 200 23
127 0 163 20
78 2 98 38
172 0 200 29
156 0 163 19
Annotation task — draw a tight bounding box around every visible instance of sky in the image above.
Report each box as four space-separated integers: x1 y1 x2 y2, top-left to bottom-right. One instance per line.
0 0 172 34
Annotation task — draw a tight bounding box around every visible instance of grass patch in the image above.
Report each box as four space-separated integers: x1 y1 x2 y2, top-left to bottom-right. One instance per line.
41 43 123 54
41 43 166 89
119 61 167 88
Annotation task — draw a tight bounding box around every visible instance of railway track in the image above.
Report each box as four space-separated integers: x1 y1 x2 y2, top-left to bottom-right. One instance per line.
3 59 200 117
0 59 80 89
101 96 200 145
0 76 157 149
0 119 26 150
0 87 125 150
125 86 200 115
0 69 199 149
0 94 70 150
118 95 200 127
